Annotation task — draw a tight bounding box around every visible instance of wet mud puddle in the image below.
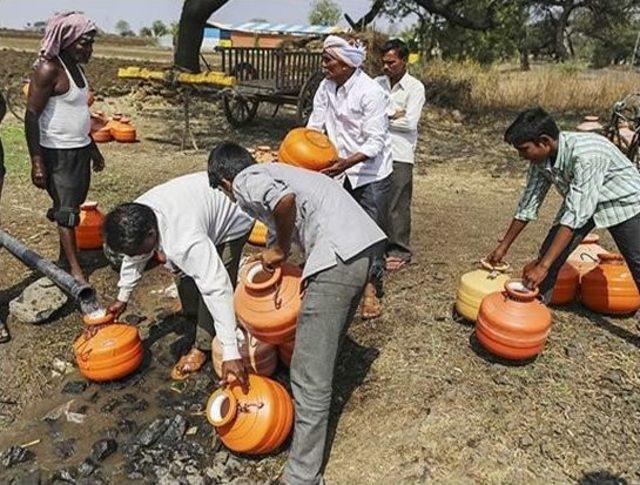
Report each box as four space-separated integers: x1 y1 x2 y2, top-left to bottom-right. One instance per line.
0 314 288 484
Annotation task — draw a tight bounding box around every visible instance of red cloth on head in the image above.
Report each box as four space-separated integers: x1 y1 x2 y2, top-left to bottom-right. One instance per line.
37 11 96 65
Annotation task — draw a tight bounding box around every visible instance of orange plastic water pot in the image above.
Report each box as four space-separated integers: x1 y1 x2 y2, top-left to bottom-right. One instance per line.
91 128 113 143
550 264 580 305
248 221 268 247
206 374 294 455
91 113 113 143
212 330 277 377
111 117 137 143
76 201 105 250
278 128 338 171
74 315 143 382
581 253 640 315
277 338 294 367
476 280 552 361
567 233 609 278
234 262 302 345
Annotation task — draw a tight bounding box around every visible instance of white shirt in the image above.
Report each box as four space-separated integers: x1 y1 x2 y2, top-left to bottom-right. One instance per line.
116 172 254 360
307 68 393 188
376 72 426 164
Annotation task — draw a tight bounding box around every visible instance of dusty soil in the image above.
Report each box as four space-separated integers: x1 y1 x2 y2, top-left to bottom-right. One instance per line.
0 44 639 483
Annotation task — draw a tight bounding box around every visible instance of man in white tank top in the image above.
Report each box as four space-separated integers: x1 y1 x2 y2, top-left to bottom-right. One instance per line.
25 12 104 285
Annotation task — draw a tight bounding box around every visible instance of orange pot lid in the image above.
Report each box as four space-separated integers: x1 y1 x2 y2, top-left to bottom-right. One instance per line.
479 259 510 272
83 310 114 326
206 388 238 427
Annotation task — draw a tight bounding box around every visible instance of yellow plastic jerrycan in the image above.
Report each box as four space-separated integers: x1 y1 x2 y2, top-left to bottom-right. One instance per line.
455 260 511 322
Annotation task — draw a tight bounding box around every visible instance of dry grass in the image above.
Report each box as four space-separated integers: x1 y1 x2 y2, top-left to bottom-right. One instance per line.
421 60 640 114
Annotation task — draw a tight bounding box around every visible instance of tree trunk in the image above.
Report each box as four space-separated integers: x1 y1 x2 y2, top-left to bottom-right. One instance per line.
174 0 229 72
554 2 574 62
344 0 386 31
519 45 530 71
519 25 530 71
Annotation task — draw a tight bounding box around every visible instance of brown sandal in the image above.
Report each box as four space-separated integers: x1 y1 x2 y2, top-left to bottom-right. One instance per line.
385 257 407 272
170 348 207 381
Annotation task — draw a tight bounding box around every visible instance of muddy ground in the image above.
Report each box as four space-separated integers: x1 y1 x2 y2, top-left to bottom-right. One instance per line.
1 46 639 484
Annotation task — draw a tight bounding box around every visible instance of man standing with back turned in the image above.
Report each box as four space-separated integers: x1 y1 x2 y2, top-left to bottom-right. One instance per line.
208 142 386 484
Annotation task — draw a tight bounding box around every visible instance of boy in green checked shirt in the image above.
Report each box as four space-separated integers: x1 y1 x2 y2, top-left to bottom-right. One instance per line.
486 107 640 301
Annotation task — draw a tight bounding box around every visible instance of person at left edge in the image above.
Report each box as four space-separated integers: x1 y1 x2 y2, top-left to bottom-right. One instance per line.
0 91 8 343
103 172 254 384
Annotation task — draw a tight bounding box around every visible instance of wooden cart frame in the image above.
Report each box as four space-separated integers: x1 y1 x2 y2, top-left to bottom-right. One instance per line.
217 46 324 127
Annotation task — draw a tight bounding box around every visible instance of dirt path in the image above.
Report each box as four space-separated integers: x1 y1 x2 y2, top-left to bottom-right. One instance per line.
0 81 639 482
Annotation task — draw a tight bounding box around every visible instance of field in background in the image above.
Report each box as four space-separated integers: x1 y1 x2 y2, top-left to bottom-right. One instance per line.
3 28 638 117
0 29 174 63
421 59 640 115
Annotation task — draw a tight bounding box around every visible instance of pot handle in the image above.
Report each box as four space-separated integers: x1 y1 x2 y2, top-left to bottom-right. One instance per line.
579 252 598 263
237 401 264 413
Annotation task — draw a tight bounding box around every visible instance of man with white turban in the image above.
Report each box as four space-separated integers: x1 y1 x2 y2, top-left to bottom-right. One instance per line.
25 11 104 284
308 34 393 321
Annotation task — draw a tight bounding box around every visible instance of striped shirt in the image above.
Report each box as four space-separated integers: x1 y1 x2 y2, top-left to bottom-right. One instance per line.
515 131 640 229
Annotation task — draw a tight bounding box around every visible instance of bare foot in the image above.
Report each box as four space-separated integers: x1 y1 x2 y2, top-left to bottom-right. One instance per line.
361 283 382 320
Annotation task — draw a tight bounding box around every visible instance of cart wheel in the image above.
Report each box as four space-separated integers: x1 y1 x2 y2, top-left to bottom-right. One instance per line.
297 70 324 125
223 91 259 127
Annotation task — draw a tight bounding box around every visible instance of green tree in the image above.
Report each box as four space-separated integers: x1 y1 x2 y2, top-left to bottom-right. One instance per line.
151 20 169 37
383 0 526 65
139 26 153 37
309 0 342 26
115 19 133 36
336 0 640 65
